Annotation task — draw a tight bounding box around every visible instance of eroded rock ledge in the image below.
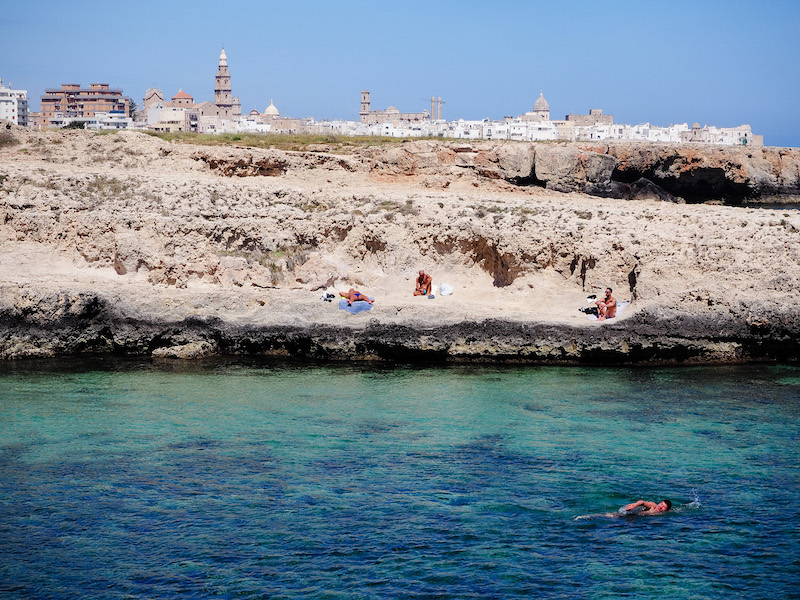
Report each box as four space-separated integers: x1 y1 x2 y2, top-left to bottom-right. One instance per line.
1 290 797 364
359 140 800 203
183 138 800 203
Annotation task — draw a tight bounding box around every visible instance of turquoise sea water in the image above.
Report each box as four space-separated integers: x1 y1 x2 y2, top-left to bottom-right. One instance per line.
1 359 798 599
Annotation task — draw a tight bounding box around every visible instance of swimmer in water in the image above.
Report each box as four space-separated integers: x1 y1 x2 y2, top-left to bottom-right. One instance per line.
574 498 673 520
622 499 672 515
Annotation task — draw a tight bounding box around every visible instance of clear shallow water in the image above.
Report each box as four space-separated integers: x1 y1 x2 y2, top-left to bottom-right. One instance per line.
0 359 798 600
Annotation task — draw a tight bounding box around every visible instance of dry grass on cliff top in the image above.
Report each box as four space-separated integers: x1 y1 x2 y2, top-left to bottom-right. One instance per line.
141 130 554 154
142 131 451 153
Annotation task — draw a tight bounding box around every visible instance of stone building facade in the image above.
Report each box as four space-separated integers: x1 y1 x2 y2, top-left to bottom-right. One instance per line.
142 49 244 132
359 90 429 125
142 88 164 112
565 108 613 126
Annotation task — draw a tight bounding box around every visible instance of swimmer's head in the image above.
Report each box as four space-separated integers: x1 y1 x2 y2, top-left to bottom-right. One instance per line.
657 500 672 512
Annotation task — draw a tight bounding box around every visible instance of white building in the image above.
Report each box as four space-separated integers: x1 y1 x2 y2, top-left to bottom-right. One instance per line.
133 87 763 146
680 123 759 145
48 112 132 130
482 122 511 140
86 112 132 130
236 116 271 133
449 120 485 139
336 90 763 145
0 78 29 127
222 112 761 146
196 115 238 134
146 105 187 132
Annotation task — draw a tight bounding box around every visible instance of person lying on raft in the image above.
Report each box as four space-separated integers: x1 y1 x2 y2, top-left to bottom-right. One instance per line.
595 287 617 321
414 270 432 296
340 288 374 305
622 499 672 515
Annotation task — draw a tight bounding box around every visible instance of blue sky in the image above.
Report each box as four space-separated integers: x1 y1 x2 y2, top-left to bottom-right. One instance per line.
3 0 799 147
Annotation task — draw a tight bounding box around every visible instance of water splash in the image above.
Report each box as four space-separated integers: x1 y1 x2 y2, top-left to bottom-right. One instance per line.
674 489 702 513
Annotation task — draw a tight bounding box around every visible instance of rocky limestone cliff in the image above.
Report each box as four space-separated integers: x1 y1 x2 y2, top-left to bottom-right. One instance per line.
360 138 800 203
0 127 798 363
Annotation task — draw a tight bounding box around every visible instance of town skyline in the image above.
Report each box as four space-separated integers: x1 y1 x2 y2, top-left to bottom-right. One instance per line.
3 0 799 147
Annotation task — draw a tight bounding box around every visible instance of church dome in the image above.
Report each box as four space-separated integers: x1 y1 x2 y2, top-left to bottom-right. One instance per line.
533 92 549 112
264 99 279 116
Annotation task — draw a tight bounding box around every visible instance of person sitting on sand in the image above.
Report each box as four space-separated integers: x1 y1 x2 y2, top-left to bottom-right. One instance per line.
414 270 432 296
623 499 672 515
595 287 617 321
340 288 373 305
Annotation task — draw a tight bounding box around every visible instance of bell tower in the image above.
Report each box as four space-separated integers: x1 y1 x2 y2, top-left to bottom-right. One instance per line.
360 90 370 123
215 48 233 117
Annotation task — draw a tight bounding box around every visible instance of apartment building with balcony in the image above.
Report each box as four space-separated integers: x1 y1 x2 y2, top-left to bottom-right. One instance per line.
40 83 131 127
0 78 29 127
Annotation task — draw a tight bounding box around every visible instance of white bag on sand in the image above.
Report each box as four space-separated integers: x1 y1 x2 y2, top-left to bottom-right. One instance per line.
440 282 454 296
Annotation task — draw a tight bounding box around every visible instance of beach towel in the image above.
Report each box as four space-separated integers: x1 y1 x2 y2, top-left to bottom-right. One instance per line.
420 284 438 299
586 300 630 321
339 298 374 314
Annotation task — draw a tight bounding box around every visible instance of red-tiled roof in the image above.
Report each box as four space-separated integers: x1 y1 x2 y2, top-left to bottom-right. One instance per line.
172 88 193 100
